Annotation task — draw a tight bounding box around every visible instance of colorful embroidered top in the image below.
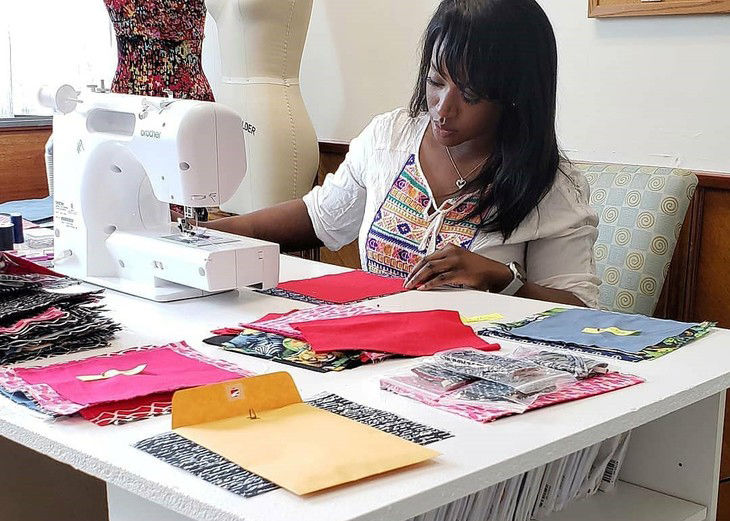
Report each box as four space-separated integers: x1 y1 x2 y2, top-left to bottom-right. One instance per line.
365 155 482 278
104 0 214 100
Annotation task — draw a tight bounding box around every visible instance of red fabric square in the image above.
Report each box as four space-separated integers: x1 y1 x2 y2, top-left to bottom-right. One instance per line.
277 270 408 303
292 310 500 357
79 392 174 426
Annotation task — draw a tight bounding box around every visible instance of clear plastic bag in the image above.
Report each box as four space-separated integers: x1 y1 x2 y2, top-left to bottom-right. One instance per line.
447 379 536 412
410 362 475 391
382 362 534 414
511 346 608 379
435 348 576 395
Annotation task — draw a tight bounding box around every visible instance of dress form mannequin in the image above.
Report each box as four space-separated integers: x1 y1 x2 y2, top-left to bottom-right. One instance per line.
206 0 319 213
104 0 214 100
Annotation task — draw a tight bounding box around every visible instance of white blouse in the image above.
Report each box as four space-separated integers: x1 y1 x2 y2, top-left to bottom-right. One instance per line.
303 108 601 307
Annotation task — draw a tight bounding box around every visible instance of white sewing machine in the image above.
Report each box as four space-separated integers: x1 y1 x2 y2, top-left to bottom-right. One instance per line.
39 84 279 301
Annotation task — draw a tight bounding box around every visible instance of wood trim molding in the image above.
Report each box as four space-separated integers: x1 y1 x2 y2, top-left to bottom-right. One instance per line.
684 186 705 321
0 126 52 203
589 0 730 18
696 171 730 190
679 171 730 321
0 124 52 134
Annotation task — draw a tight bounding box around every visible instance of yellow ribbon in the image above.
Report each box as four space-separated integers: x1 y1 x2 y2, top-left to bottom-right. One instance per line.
461 313 505 324
76 363 147 382
582 327 640 336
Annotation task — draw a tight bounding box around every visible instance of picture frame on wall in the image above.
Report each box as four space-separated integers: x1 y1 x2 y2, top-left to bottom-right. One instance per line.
589 0 730 18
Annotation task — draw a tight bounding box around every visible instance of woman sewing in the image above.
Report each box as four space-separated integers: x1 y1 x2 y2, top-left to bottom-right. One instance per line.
205 0 601 308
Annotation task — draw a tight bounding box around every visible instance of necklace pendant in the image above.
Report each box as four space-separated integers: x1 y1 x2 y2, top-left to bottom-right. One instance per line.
455 178 467 190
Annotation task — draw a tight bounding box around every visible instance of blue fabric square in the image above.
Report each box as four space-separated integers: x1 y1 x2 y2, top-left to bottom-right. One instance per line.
510 309 697 353
0 196 53 223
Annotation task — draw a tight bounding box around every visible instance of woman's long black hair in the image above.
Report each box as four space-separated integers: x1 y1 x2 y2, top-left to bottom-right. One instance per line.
409 0 561 240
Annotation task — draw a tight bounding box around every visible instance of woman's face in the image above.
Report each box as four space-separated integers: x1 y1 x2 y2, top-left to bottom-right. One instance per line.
426 61 503 148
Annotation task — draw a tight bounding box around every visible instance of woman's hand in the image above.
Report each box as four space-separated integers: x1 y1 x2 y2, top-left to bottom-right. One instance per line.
404 243 513 291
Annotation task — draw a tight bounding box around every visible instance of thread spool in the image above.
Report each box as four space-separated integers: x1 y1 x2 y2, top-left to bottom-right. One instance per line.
0 223 14 251
10 213 24 244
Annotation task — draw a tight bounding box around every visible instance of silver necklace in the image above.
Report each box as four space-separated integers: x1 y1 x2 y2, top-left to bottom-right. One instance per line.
444 146 489 190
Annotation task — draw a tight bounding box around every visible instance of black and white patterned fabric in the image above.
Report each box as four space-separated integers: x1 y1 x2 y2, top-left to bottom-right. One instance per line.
0 275 120 365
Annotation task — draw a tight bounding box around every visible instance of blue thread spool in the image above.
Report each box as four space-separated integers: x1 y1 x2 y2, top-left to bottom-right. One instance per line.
0 223 14 251
10 213 24 244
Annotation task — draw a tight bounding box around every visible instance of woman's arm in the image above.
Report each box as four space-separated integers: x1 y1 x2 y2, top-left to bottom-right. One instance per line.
203 199 323 253
404 244 587 306
514 281 587 307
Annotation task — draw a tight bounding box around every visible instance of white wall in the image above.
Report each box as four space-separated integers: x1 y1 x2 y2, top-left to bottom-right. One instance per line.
283 0 730 172
541 1 730 172
298 1 439 144
4 0 116 117
10 0 726 172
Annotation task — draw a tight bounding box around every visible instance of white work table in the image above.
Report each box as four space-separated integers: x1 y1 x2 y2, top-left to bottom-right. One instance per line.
0 256 728 521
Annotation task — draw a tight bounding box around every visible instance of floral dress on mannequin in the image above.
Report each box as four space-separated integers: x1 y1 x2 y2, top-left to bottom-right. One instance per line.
104 0 214 100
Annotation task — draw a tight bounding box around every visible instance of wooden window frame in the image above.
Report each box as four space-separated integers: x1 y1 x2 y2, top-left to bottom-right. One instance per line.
589 0 730 18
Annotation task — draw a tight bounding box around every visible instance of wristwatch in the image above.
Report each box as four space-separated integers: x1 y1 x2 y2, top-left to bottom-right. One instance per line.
501 262 527 296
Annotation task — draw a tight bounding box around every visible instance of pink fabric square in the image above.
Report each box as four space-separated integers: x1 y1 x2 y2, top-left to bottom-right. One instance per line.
16 346 245 406
293 310 500 356
277 270 408 303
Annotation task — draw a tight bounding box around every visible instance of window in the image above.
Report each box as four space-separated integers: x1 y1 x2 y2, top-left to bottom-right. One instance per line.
3 0 117 118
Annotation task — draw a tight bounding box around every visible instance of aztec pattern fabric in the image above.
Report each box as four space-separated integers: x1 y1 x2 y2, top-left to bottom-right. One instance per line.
104 0 214 101
134 393 453 498
0 342 252 418
365 155 482 278
576 162 697 315
479 308 714 362
381 370 644 424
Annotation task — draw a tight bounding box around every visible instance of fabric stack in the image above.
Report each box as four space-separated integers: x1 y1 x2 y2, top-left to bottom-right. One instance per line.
478 307 715 362
0 271 120 365
0 341 253 426
207 304 499 373
380 348 643 423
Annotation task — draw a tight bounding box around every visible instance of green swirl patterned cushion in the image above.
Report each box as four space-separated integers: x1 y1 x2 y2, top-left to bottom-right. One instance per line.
575 162 697 316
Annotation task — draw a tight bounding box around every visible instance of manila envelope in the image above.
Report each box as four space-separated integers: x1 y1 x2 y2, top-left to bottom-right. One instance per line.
171 372 438 495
